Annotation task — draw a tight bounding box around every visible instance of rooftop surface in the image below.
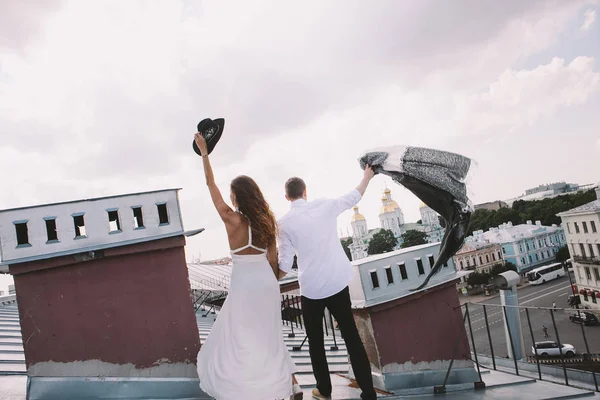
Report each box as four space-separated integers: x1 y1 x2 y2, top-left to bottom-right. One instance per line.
0 188 182 213
557 200 600 217
351 242 440 265
0 298 598 399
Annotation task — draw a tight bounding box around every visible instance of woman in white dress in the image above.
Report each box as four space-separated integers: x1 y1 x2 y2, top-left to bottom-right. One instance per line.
194 133 301 400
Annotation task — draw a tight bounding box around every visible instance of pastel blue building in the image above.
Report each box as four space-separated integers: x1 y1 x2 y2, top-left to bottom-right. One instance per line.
466 220 566 274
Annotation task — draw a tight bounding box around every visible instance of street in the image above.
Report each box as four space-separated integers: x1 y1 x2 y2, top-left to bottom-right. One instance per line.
462 273 600 360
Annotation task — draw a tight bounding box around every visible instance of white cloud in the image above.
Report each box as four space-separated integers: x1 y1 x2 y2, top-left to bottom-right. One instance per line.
1 0 599 262
581 9 597 30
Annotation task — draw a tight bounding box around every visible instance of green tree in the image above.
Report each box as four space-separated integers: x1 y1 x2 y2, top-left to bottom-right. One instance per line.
367 229 398 255
467 190 597 233
400 230 429 248
555 245 570 264
340 237 353 261
467 271 491 286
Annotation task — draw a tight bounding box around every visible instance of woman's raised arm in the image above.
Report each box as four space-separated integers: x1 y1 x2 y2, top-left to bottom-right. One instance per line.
195 133 236 224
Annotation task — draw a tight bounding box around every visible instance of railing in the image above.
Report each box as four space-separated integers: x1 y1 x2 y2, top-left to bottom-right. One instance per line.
437 302 600 394
574 256 600 265
280 294 340 352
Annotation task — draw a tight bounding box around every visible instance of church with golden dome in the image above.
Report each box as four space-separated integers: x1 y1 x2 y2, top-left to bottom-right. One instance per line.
348 188 444 261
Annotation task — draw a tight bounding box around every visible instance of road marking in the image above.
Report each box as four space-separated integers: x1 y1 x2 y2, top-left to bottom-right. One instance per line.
559 292 568 297
521 285 570 305
518 281 570 300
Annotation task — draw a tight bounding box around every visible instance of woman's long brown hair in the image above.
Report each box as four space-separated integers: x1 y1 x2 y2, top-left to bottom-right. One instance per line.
230 175 277 248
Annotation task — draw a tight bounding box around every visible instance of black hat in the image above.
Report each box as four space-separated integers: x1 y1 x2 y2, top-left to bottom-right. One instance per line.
193 118 225 156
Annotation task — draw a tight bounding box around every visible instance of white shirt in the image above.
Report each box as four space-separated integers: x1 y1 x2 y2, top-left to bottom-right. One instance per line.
278 189 362 299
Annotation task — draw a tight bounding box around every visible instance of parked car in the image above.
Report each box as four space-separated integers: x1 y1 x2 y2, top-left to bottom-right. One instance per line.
532 341 577 357
569 311 599 326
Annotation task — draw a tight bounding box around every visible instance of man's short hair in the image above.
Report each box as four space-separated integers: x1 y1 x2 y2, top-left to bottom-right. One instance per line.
285 177 306 200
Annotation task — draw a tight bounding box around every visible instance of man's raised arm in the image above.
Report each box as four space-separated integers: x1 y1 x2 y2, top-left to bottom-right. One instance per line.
330 165 375 215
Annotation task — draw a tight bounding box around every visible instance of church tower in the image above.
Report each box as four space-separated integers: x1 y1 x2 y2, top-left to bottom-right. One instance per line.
349 206 368 261
419 202 444 243
378 188 404 239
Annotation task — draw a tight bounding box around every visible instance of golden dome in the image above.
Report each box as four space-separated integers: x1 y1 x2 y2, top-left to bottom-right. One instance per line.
383 188 391 194
380 200 400 215
351 206 366 222
419 201 428 209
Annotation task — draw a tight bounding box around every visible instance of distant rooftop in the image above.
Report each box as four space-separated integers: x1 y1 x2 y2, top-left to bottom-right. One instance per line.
470 222 562 244
351 242 439 265
557 200 600 217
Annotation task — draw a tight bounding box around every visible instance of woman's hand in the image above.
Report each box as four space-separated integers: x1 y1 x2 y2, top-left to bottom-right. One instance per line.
194 132 209 156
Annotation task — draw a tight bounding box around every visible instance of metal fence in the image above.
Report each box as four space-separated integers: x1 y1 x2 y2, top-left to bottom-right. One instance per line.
437 302 600 394
280 294 340 351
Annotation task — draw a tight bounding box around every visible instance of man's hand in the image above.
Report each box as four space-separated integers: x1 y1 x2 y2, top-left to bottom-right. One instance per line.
194 132 208 156
363 165 375 181
356 164 375 196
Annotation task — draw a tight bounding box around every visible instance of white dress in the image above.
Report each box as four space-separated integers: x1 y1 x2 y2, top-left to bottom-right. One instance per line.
197 226 297 400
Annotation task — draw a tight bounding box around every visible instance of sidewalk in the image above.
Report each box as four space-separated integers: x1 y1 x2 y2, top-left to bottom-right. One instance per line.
459 282 530 305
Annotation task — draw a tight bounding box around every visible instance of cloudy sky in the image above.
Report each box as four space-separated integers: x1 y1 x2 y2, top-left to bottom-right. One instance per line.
1 0 600 290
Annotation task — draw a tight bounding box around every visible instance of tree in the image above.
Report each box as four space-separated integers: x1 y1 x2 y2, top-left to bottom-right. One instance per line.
467 190 597 233
340 238 353 261
416 219 422 224
367 229 398 255
400 230 429 248
555 245 570 264
467 271 491 286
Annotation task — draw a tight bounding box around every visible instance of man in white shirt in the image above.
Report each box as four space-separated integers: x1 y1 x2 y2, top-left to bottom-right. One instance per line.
278 166 376 400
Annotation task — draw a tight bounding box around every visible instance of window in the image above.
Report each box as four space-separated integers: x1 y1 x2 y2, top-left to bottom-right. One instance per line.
591 221 597 233
73 214 87 238
132 206 144 229
575 222 580 234
580 243 586 257
585 267 592 280
594 268 600 281
370 270 380 289
443 262 448 268
538 240 542 247
398 263 408 280
416 259 425 275
157 203 169 225
385 267 394 285
459 261 464 269
589 244 595 257
567 222 571 234
479 256 483 265
502 247 506 254
486 255 490 263
583 292 589 302
583 222 588 234
492 253 496 261
44 218 58 242
14 221 30 247
428 255 435 268
466 259 470 267
107 209 121 233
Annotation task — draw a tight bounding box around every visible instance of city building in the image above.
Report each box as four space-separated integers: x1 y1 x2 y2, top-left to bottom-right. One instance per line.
474 200 508 211
0 189 206 396
467 221 566 274
8 284 15 295
348 189 445 261
349 242 458 307
557 183 600 310
379 188 405 239
419 202 444 243
504 181 594 207
453 242 504 290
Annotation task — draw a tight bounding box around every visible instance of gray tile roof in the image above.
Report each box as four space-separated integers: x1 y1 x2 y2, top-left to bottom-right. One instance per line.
1 300 599 399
